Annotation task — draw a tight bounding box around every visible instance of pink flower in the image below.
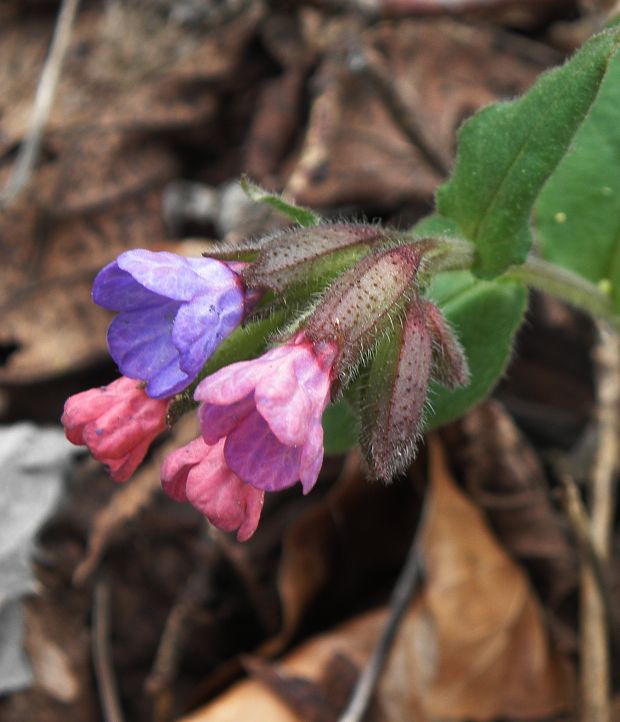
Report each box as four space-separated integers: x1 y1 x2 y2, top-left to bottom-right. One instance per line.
194 333 338 494
62 376 169 481
161 437 264 542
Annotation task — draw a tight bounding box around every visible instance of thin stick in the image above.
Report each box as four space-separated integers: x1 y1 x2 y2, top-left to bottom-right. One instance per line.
337 490 429 722
579 322 620 722
93 580 125 722
0 0 81 209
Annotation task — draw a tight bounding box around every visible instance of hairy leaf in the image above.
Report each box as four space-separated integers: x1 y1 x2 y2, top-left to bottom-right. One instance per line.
536 47 620 310
437 28 620 278
240 176 321 227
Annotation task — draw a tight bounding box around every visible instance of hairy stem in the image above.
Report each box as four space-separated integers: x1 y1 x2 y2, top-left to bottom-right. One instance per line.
505 256 619 326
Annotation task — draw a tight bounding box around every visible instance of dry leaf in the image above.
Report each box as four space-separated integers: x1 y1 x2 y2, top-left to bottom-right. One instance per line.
287 19 549 207
382 438 574 721
179 609 387 722
445 400 578 616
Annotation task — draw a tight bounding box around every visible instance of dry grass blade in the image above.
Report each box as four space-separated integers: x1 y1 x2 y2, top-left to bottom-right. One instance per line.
0 0 81 209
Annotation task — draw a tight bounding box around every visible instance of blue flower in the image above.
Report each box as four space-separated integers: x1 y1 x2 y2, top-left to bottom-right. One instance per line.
93 250 248 399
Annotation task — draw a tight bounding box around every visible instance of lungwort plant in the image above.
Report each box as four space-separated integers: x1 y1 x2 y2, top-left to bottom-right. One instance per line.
63 25 620 540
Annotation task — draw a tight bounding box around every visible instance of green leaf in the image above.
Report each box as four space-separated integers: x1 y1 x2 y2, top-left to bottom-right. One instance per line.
240 176 321 227
410 214 462 239
535 47 620 310
423 271 527 429
322 399 359 455
437 28 620 279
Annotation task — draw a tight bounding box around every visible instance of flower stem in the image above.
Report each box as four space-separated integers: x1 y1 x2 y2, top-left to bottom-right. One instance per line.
505 256 620 327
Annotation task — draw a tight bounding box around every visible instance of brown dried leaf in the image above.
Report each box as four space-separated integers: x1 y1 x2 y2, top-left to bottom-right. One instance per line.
0 3 261 152
179 609 387 722
385 438 575 721
0 188 170 383
287 19 550 207
444 400 579 614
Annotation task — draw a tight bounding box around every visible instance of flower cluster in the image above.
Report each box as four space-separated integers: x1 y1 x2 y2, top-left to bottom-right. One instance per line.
63 224 468 540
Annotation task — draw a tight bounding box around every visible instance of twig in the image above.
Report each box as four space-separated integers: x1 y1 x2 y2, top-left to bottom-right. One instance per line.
93 579 125 722
337 486 429 722
557 472 614 634
579 322 620 722
0 0 81 210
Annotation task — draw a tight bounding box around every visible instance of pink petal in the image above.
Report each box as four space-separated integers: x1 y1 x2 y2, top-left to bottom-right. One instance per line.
161 437 210 501
298 421 325 494
183 439 265 541
199 394 256 446
223 411 302 491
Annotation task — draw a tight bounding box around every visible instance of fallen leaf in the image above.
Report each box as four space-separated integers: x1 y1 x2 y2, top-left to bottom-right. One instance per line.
444 400 579 616
382 438 574 721
287 19 549 208
178 609 387 722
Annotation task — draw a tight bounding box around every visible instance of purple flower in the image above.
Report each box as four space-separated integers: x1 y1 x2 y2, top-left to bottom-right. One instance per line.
195 333 338 494
93 250 250 399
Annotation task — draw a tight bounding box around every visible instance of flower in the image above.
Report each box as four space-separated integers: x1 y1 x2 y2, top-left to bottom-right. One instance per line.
195 333 337 494
92 250 251 399
161 437 264 541
62 376 169 481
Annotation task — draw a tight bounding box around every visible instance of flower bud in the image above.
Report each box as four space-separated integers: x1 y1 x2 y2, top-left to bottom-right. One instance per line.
241 223 387 293
304 244 427 379
360 300 432 480
424 301 470 388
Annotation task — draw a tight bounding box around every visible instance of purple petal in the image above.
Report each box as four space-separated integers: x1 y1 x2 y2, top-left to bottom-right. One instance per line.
93 262 164 311
200 394 256 445
224 411 302 491
172 287 244 378
107 300 192 398
118 251 233 302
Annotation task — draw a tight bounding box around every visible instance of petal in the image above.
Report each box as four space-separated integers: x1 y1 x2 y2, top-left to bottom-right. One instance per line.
184 440 264 541
172 288 243 378
117 251 227 302
298 421 324 494
224 411 302 491
194 344 292 405
161 437 210 502
107 301 192 398
92 262 164 311
199 394 256 445
254 345 330 446
104 439 151 482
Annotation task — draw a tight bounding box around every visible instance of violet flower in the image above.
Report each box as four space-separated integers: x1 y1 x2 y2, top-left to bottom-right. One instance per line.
93 250 250 399
62 376 169 481
161 437 264 542
195 333 338 495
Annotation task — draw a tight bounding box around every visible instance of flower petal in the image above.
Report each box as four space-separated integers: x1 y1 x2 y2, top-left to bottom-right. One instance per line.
183 439 265 541
298 421 324 494
117 251 226 301
172 288 244 378
199 394 256 445
224 411 302 491
92 262 163 311
107 301 193 398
